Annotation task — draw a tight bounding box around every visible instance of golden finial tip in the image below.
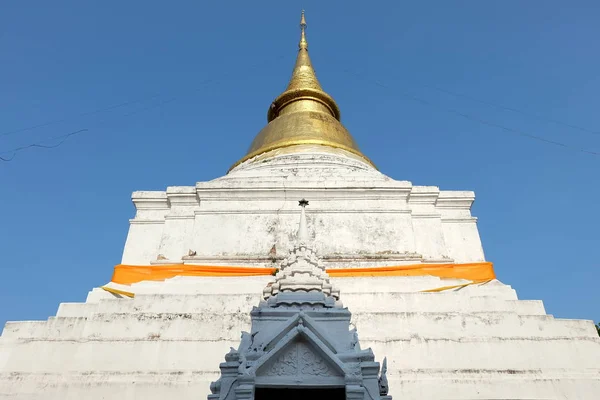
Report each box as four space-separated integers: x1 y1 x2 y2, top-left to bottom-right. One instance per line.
299 10 308 49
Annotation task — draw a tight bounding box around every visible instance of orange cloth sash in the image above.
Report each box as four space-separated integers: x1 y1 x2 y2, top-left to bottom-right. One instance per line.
110 262 495 285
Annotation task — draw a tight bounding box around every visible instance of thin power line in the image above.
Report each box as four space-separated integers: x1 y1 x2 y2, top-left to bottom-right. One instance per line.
424 85 600 136
0 129 88 161
1 54 285 162
1 53 285 139
0 97 182 161
0 95 162 137
344 69 600 158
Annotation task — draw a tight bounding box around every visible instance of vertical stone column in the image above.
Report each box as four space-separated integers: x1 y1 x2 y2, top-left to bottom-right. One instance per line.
361 361 383 400
346 384 366 400
234 384 254 400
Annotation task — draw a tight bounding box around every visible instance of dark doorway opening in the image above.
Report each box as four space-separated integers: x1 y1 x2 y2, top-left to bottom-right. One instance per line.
255 387 345 400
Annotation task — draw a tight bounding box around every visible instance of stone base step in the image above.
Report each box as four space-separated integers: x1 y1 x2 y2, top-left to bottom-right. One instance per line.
3 312 596 342
56 291 542 319
1 337 599 372
123 276 517 297
0 370 599 400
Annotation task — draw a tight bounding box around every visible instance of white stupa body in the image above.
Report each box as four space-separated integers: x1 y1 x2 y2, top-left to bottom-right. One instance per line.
1 151 598 400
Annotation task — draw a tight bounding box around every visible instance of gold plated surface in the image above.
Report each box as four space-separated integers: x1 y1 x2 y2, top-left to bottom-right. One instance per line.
229 11 374 172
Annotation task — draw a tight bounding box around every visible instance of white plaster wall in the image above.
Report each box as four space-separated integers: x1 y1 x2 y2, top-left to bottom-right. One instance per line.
441 220 485 262
157 217 195 260
121 152 485 265
121 221 165 264
410 215 447 260
190 210 417 259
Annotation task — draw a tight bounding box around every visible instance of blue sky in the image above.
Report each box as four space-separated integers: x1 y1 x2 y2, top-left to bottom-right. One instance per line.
1 1 598 327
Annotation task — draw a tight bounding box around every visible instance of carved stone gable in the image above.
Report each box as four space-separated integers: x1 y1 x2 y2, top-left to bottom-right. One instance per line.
299 342 331 376
265 347 298 376
260 339 340 378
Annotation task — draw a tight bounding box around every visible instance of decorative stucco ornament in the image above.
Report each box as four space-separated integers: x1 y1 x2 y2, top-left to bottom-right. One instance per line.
263 198 340 303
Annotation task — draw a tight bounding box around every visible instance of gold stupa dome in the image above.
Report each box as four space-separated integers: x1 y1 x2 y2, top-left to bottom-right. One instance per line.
229 11 375 171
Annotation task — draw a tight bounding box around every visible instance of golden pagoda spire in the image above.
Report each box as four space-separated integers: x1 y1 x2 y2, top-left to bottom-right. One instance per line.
266 10 336 121
282 10 326 95
229 11 375 172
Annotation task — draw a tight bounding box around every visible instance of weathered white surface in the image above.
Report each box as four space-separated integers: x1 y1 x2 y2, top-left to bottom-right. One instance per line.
122 151 484 266
1 150 599 399
1 275 599 399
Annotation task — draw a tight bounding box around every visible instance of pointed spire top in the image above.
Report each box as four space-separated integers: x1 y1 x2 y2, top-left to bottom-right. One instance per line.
299 10 308 49
297 199 309 244
284 10 322 94
228 11 376 173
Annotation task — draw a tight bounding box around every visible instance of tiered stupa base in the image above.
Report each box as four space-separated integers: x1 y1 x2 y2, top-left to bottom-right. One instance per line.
1 275 598 399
